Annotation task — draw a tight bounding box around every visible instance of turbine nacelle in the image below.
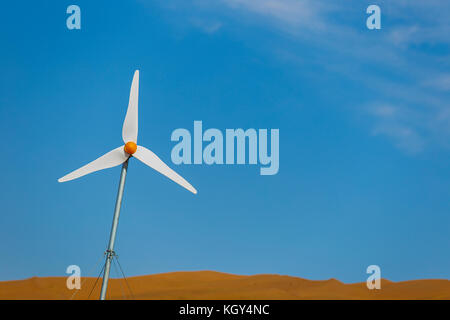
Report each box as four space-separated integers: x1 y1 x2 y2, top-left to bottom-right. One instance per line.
124 141 137 155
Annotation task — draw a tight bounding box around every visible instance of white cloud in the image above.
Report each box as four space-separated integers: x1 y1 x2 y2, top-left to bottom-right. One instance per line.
365 103 426 154
149 0 450 153
423 74 450 92
387 26 420 47
220 0 328 31
219 0 450 153
372 124 424 154
190 18 223 34
368 104 397 118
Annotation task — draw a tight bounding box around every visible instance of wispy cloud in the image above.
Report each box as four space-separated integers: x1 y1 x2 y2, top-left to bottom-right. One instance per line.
366 103 425 154
373 124 425 154
148 0 450 153
423 74 450 92
220 0 329 32
190 18 222 34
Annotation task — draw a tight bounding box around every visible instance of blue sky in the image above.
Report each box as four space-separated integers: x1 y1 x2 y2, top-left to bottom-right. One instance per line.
0 1 449 283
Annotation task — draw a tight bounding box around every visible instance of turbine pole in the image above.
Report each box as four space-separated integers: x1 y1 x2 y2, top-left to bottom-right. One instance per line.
100 158 129 300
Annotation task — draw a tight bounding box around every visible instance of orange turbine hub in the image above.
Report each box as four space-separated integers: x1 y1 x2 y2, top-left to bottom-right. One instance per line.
124 141 137 155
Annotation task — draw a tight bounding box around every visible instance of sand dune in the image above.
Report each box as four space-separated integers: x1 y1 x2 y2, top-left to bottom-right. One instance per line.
0 271 448 300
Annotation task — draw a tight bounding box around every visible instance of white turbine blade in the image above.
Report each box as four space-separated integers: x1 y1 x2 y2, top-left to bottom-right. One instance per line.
122 70 139 143
134 146 197 194
58 146 128 183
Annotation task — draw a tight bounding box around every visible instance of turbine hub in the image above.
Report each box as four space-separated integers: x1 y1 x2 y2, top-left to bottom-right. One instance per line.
124 141 137 155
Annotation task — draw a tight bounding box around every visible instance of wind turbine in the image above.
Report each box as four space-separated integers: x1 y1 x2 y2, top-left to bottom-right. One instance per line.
58 70 197 300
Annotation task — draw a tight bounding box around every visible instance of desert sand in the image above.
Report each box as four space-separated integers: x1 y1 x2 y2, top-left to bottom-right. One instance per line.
0 271 448 300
